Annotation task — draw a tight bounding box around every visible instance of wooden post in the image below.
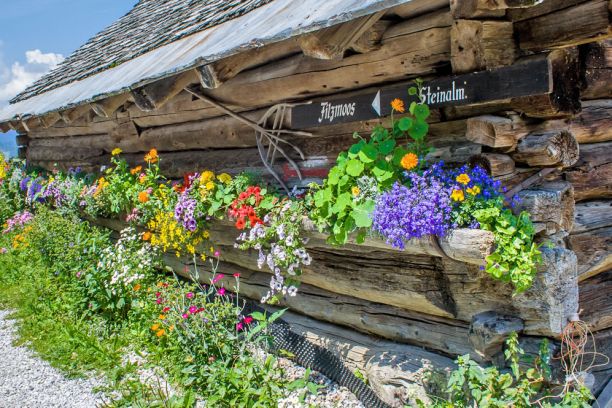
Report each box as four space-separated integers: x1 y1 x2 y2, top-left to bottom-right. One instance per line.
515 181 575 234
469 153 516 176
451 20 517 73
564 141 612 202
580 39 612 100
466 114 528 148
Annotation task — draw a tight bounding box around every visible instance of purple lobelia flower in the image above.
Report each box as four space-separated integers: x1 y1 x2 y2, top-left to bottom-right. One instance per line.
372 170 453 250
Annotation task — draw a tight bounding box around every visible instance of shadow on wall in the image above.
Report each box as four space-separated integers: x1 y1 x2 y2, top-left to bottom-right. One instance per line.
0 130 18 158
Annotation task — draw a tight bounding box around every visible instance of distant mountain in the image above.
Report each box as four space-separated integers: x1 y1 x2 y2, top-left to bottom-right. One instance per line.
0 131 18 158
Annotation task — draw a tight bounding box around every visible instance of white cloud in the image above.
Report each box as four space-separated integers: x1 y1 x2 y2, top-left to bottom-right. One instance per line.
0 49 64 107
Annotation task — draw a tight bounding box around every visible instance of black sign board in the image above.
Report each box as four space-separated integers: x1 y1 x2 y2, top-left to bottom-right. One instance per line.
291 56 551 129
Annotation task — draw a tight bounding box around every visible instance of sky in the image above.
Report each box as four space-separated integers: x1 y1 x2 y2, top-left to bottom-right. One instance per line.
0 0 134 155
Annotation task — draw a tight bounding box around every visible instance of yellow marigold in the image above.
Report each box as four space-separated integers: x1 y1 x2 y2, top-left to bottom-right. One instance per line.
111 147 122 156
466 185 481 196
156 329 165 337
151 323 160 331
205 181 215 191
391 98 405 113
451 189 465 202
130 165 142 175
202 230 210 239
217 173 232 184
144 148 158 164
138 191 149 203
351 186 360 196
200 170 215 184
456 173 470 185
400 152 419 171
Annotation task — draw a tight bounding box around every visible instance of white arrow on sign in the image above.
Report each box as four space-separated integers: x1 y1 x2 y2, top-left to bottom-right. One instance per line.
371 90 381 116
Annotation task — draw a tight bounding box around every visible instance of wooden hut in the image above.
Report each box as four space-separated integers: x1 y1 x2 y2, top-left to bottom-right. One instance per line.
0 0 610 405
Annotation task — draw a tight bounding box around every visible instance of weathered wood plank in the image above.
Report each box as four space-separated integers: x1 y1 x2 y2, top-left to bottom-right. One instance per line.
579 270 612 332
511 130 579 167
451 20 517 73
568 200 611 280
564 141 612 201
515 181 575 234
508 0 589 21
515 0 611 51
580 40 612 100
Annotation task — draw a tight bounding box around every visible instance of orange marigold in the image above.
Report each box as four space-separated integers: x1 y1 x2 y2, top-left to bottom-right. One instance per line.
130 165 142 175
400 152 418 170
391 98 405 113
156 329 165 337
144 148 158 164
133 283 141 292
138 191 149 203
142 231 152 241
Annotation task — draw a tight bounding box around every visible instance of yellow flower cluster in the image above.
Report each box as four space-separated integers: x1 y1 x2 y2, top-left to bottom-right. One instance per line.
0 153 7 180
94 177 109 197
12 226 32 249
451 189 465 202
466 185 481 196
147 211 208 257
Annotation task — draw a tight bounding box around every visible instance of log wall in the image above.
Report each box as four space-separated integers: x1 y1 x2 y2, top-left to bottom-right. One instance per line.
14 0 612 404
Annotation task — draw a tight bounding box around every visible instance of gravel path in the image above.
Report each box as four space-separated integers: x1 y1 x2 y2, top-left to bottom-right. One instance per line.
0 310 104 408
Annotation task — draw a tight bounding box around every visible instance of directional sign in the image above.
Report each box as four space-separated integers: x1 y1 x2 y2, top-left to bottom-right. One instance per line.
291 56 551 129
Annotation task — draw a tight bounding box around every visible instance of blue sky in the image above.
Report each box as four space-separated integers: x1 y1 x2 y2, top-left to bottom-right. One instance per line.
0 0 134 155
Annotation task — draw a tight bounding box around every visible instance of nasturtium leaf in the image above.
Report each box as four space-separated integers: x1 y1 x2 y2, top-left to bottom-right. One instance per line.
332 192 351 214
348 140 365 158
355 229 367 244
409 101 417 115
358 144 378 163
379 138 396 155
408 86 417 96
408 120 429 141
372 160 393 182
413 103 430 120
346 159 365 177
397 117 413 132
392 147 409 166
327 167 342 185
338 175 350 187
350 199 376 228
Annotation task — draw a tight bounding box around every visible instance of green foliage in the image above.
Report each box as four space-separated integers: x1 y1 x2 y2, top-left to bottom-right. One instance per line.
429 333 593 408
308 89 431 245
473 203 542 293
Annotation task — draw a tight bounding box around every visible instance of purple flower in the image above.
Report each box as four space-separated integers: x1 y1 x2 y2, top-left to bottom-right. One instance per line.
174 193 198 232
372 171 453 249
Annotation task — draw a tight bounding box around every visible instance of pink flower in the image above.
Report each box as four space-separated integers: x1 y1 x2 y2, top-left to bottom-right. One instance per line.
212 274 225 284
182 313 189 319
189 306 197 314
186 292 194 299
0 248 7 254
155 292 162 298
217 287 226 296
156 298 163 304
214 250 220 258
243 316 254 325
233 273 240 278
75 271 82 278
236 322 244 331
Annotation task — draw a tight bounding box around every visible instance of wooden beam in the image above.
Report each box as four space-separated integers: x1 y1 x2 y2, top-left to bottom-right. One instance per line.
511 129 579 167
196 38 302 89
451 20 517 73
569 200 611 280
298 12 385 60
580 39 612 100
59 104 92 124
469 153 516 176
579 270 612 332
450 0 507 18
512 48 581 118
351 20 392 54
90 93 130 118
389 0 449 19
515 181 575 234
466 114 528 148
508 0 589 21
564 141 612 201
516 0 611 51
39 111 62 128
131 70 198 112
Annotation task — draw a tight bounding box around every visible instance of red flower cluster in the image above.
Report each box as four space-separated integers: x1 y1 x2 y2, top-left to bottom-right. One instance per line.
236 315 255 331
229 186 264 230
177 172 197 193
